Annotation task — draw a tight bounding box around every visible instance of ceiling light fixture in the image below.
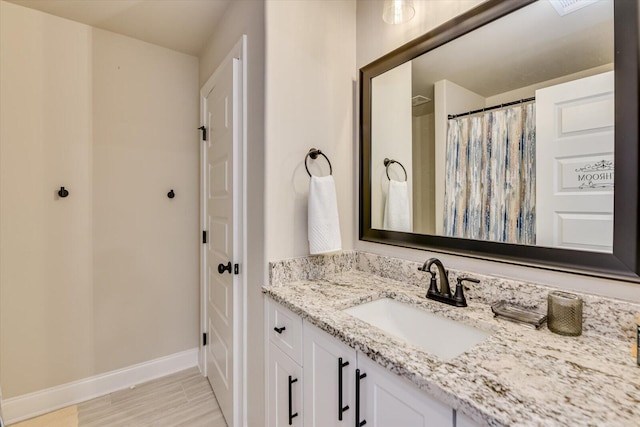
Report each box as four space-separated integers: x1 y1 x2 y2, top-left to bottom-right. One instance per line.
382 0 416 25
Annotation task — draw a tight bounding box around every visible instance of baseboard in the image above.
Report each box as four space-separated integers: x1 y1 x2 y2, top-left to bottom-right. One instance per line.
3 347 199 425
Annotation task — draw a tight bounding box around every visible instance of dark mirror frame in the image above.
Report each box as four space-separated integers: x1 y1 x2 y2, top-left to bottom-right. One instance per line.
360 0 640 282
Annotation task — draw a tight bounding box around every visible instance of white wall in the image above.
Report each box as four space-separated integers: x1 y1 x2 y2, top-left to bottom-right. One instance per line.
265 0 357 261
371 61 413 230
0 1 200 398
198 1 266 425
356 0 640 302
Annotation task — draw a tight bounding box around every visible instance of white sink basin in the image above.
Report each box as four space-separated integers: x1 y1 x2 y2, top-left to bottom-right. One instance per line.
343 298 490 360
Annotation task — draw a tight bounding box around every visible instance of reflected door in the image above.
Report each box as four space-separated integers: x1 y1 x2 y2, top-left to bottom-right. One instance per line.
536 71 614 252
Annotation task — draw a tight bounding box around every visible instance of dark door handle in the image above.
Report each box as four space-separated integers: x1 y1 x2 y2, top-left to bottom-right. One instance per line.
356 369 367 426
288 375 299 425
338 357 350 420
274 326 286 334
218 262 232 274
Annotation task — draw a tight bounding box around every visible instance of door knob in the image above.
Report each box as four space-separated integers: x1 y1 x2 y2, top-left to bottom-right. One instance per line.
218 262 232 274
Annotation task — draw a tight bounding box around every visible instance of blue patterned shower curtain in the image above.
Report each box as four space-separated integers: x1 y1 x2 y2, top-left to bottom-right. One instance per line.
443 103 536 244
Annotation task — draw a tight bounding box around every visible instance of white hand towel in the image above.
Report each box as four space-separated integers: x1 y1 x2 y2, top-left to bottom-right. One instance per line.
383 179 411 232
308 175 342 255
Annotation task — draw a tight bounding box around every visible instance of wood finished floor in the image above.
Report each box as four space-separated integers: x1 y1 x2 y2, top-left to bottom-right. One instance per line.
12 368 227 427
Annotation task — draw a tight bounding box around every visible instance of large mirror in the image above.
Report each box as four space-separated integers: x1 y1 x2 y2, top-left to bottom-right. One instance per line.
360 0 640 281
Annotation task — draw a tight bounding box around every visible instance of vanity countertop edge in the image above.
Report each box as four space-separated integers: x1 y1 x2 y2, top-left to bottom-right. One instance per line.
262 270 640 427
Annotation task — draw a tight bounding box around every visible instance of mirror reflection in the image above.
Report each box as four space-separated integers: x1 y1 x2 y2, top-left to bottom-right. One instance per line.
371 0 614 253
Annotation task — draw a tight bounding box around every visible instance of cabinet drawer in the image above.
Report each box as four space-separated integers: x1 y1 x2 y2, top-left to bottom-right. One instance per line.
267 297 303 364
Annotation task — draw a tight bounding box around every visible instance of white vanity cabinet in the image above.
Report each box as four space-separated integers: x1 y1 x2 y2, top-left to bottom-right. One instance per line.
357 355 454 427
267 300 304 427
303 322 356 426
268 345 303 427
455 412 482 427
266 297 475 427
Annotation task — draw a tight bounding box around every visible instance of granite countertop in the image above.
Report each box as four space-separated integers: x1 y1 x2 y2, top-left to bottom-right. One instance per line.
263 270 640 427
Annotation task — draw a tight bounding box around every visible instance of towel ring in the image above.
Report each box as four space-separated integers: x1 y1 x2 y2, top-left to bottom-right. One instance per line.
384 158 407 182
305 148 333 177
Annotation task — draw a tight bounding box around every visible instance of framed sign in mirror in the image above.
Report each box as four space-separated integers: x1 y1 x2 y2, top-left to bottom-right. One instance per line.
359 0 640 281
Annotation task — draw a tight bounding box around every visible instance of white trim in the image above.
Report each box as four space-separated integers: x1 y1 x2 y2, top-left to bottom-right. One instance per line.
239 34 249 427
198 57 207 378
3 348 198 425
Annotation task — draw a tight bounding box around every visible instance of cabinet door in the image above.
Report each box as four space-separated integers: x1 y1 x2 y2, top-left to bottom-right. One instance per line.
268 344 303 427
455 411 481 427
303 322 356 427
357 355 454 427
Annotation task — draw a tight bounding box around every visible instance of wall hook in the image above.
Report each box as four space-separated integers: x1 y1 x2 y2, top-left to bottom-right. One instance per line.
167 189 175 199
58 187 69 198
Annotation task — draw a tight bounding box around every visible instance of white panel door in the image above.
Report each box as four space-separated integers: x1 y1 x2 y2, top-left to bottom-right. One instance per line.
536 71 614 252
268 344 303 427
358 355 454 427
203 55 240 426
303 322 356 427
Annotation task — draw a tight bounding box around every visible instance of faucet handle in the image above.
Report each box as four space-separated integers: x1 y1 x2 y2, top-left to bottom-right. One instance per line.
453 277 479 307
418 265 440 296
457 277 480 286
427 272 439 296
452 282 467 307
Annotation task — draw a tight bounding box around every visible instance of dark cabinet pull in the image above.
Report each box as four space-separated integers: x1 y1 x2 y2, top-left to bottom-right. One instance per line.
356 369 367 426
218 262 232 274
288 375 299 425
338 357 350 420
274 326 286 334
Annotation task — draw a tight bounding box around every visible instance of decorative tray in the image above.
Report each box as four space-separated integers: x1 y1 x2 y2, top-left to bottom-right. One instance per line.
491 301 547 329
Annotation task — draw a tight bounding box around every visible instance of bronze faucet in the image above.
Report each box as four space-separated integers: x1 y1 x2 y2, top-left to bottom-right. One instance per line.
419 258 479 307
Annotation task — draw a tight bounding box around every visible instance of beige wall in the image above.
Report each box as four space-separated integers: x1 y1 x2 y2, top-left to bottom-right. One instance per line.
0 1 95 397
91 29 199 373
356 0 640 302
265 0 357 261
198 1 266 425
0 1 200 398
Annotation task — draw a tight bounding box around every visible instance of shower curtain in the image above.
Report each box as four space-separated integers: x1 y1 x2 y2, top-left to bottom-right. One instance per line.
443 103 536 244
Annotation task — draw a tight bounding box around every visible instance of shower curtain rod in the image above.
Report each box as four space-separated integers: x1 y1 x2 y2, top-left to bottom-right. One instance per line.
447 96 535 120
